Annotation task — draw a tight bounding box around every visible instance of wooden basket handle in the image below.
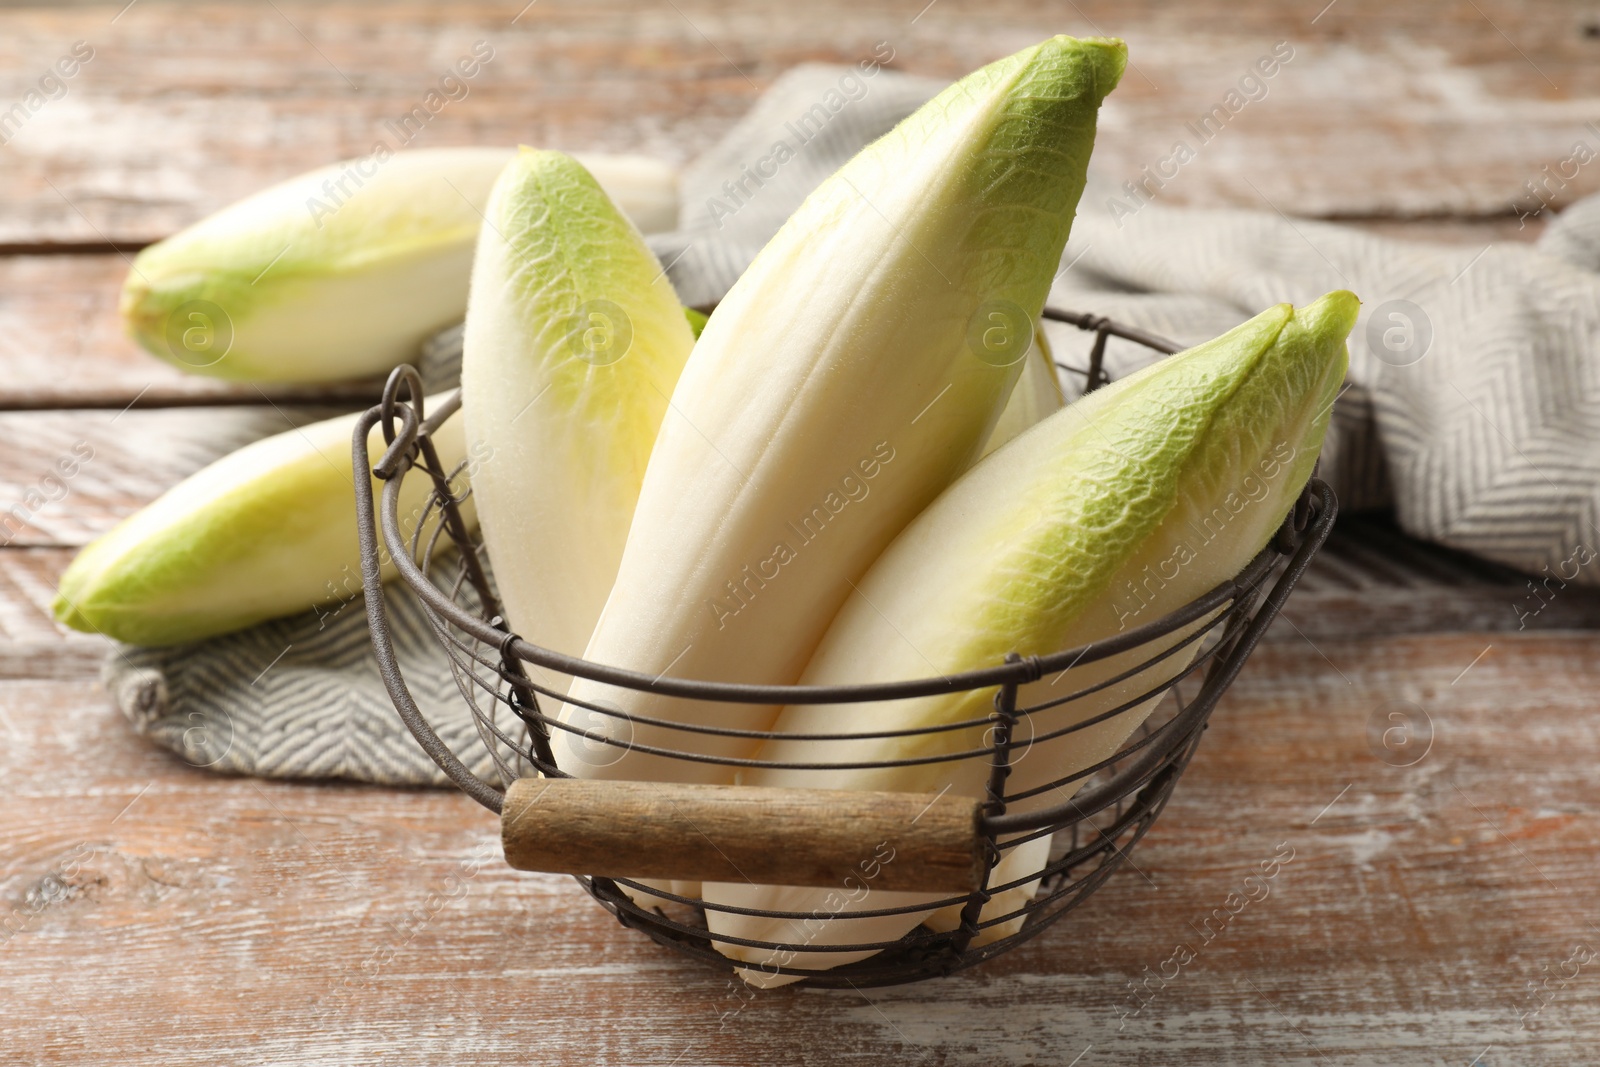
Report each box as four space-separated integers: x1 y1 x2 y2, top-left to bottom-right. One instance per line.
500 778 985 893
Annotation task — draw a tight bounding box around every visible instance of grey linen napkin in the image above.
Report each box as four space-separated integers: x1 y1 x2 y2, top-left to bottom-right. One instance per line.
108 64 1600 783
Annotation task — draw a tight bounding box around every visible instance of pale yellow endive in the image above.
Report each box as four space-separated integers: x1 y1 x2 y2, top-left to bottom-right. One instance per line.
704 291 1358 987
123 148 679 383
557 36 1129 788
461 148 696 664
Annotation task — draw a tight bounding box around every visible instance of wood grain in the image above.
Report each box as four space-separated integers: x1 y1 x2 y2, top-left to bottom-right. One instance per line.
2 631 1596 1064
501 778 983 892
2 0 1599 247
4 1 1599 1061
0 549 104 680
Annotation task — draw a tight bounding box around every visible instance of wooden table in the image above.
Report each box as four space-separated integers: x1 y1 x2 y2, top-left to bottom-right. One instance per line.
3 2 1598 1063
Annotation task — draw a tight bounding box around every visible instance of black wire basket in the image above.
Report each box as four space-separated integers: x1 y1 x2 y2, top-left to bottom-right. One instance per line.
352 307 1337 989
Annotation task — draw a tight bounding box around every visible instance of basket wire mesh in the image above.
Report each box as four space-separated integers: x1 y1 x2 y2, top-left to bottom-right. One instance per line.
353 307 1338 988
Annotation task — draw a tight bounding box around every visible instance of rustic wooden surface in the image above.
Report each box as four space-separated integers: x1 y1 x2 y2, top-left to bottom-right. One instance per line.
4 0 1600 247
2 1 1598 1064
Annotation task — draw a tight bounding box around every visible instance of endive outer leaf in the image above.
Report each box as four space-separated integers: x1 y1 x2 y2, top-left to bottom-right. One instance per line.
461 148 696 662
978 323 1063 459
558 35 1127 784
53 398 470 647
704 291 1357 986
122 148 679 383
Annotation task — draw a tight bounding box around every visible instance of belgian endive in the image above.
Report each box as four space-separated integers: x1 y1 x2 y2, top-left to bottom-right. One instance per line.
122 148 680 383
53 400 471 647
703 291 1358 987
558 36 1128 783
461 148 697 663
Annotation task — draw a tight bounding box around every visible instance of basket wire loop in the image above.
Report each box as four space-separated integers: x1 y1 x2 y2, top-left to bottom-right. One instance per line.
355 402 505 815
354 306 1338 987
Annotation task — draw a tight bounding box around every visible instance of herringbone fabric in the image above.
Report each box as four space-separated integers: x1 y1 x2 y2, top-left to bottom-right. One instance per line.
110 557 501 784
1053 182 1600 580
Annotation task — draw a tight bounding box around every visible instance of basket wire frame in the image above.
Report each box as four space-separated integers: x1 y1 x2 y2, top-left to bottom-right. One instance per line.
354 307 1338 988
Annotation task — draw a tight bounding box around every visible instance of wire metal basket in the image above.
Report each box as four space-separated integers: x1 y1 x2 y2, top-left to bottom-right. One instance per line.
353 307 1337 989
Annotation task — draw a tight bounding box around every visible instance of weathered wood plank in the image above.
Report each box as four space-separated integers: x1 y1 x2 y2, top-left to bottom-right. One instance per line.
2 0 1598 245
1 631 1595 1064
0 549 104 680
